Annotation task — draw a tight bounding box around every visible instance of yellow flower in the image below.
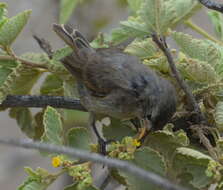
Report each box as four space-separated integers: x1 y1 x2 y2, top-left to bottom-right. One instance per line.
133 139 141 147
52 156 62 168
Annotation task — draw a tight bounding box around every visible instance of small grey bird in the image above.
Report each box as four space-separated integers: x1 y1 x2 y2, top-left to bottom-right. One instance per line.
53 24 177 145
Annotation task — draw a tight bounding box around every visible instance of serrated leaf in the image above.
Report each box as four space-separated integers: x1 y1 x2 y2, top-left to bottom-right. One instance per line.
145 126 189 159
67 127 91 151
0 63 41 103
0 3 7 28
111 19 149 45
119 147 166 190
11 66 41 95
40 74 64 96
143 56 169 73
139 0 175 34
169 0 200 27
215 101 223 131
177 57 217 84
18 180 48 190
52 46 73 61
125 38 158 59
59 0 79 24
208 10 223 40
172 31 221 67
41 106 63 145
64 183 99 190
127 0 142 13
0 10 31 46
173 147 214 189
19 167 55 190
102 118 136 142
9 107 35 138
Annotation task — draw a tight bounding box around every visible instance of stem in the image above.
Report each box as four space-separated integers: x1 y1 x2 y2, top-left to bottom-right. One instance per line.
0 55 48 69
185 20 222 45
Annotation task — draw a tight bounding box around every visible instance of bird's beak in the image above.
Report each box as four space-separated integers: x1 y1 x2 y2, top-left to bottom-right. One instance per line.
142 118 152 131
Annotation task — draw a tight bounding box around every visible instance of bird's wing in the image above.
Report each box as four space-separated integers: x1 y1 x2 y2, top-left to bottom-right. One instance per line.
83 48 157 97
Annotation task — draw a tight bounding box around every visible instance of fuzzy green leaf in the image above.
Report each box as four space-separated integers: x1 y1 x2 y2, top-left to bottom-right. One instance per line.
9 107 35 138
41 106 63 145
52 46 73 61
0 3 7 28
103 118 136 142
177 57 217 84
139 0 175 34
0 10 31 46
119 147 166 190
127 0 142 13
0 64 40 103
173 147 215 189
67 127 91 151
143 56 169 73
208 10 223 40
19 167 55 190
145 125 189 159
64 183 99 190
215 101 223 131
169 0 200 27
172 31 221 66
125 38 158 59
40 74 64 96
59 0 79 24
111 19 149 45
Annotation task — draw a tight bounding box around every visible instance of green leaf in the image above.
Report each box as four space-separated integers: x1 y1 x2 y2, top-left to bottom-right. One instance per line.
0 10 31 46
41 106 63 145
125 38 158 59
52 46 73 61
139 0 175 34
59 0 79 24
9 107 35 138
111 19 149 45
145 125 190 159
208 10 223 40
102 118 136 142
40 74 64 96
173 147 215 189
215 101 223 131
119 147 166 190
168 0 200 27
18 167 55 190
64 183 99 190
67 127 91 151
11 66 41 95
172 31 221 67
127 0 142 13
177 57 217 84
0 3 7 28
143 56 169 74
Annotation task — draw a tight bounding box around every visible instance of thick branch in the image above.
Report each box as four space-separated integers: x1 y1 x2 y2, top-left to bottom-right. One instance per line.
152 34 206 124
198 0 223 13
0 95 87 111
0 138 188 190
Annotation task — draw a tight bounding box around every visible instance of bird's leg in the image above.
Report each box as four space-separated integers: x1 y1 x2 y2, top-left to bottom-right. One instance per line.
136 118 152 142
91 117 107 155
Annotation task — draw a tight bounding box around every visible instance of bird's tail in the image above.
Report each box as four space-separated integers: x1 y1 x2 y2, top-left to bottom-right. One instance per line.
53 24 91 51
53 24 94 78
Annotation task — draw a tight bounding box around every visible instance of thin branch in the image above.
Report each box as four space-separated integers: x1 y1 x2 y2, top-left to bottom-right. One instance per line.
152 34 206 124
0 95 87 111
0 138 188 190
191 125 218 161
0 55 48 69
198 0 223 13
